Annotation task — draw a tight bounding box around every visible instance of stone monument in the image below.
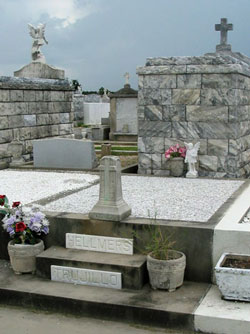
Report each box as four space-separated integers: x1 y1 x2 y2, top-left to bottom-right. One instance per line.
14 23 64 79
89 156 131 221
136 18 250 178
109 73 138 142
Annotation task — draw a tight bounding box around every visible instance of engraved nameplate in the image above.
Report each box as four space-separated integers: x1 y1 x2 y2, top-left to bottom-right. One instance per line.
66 233 133 255
51 265 122 289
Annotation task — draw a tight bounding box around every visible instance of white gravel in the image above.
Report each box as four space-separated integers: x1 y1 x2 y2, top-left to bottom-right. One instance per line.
0 170 99 204
43 175 244 222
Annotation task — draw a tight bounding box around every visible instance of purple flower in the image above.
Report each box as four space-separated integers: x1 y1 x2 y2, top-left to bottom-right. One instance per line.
42 226 49 234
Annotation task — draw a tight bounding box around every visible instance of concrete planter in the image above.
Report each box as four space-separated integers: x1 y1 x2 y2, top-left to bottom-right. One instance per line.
170 157 184 177
215 253 250 302
147 250 186 291
8 239 44 274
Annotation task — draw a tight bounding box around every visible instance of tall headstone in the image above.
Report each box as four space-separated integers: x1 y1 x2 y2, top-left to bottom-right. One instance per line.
89 156 131 221
109 73 138 142
136 18 250 178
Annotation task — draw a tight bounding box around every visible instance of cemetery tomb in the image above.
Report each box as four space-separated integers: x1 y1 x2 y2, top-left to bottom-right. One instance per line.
137 18 250 178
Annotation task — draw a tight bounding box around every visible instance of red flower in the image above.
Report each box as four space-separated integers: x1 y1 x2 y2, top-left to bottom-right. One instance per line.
15 222 27 232
12 201 21 208
0 195 6 206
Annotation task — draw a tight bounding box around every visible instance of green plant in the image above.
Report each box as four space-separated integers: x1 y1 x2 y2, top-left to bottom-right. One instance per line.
131 211 176 261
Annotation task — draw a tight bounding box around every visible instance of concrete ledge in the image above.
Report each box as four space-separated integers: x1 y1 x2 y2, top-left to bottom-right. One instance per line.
0 260 208 331
194 285 250 334
14 62 65 80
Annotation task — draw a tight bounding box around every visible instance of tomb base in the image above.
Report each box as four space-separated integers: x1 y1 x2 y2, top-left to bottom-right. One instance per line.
89 200 131 222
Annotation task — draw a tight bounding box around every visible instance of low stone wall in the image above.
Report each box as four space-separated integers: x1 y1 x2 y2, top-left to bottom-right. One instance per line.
0 76 74 165
136 53 250 178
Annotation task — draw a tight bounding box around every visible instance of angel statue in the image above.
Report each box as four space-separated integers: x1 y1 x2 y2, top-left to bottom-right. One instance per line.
184 142 200 178
28 23 48 63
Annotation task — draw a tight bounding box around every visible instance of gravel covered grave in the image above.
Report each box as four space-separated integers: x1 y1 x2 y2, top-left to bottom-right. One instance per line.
0 170 244 222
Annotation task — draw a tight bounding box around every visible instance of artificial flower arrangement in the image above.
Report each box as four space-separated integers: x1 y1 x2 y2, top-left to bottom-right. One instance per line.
0 195 49 245
165 144 186 159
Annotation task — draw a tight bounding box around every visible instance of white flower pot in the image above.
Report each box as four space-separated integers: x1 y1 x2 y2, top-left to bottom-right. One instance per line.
8 239 44 274
147 250 186 291
215 252 250 302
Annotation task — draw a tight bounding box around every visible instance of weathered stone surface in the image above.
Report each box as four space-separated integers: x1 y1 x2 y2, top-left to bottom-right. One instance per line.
201 88 250 106
0 116 8 129
202 74 235 89
162 105 185 121
23 115 36 126
152 169 170 176
60 113 70 123
138 120 171 137
143 75 177 89
136 65 187 75
10 90 24 102
0 103 15 116
229 106 250 122
137 106 145 121
144 105 162 121
138 153 152 169
138 89 171 106
0 129 12 143
172 89 200 105
24 90 36 102
177 74 201 88
208 139 228 156
51 91 65 101
151 154 162 169
186 105 228 121
199 155 218 171
0 90 10 101
14 62 65 80
187 122 238 139
187 64 250 76
138 137 164 153
137 53 250 178
8 115 24 128
59 123 72 135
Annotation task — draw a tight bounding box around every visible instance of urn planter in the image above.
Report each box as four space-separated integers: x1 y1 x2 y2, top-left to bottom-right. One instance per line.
8 239 44 274
169 157 184 177
147 250 186 291
215 252 250 302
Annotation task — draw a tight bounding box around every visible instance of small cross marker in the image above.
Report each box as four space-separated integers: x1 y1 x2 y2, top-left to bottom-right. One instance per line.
124 72 130 85
215 18 233 52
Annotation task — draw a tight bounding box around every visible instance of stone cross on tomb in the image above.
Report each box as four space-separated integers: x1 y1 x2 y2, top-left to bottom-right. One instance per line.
124 72 130 85
215 18 233 52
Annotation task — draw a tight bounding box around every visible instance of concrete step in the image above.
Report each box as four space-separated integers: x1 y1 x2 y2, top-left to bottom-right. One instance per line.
0 260 209 332
36 246 147 289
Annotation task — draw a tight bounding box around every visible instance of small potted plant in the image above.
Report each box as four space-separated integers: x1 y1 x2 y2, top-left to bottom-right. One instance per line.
165 144 186 177
0 195 49 274
134 219 186 291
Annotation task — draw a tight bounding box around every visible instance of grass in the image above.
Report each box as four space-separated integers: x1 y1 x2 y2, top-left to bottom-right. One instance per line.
95 146 137 151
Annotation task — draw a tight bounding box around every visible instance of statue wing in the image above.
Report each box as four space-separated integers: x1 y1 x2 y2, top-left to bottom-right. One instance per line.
38 23 48 43
28 23 36 38
194 142 200 153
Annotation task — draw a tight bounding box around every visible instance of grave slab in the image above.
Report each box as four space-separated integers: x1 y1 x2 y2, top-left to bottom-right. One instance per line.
66 233 133 255
51 265 122 289
36 246 146 289
33 138 98 170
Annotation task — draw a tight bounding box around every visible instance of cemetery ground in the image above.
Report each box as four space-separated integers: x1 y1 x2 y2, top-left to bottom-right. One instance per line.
0 168 250 334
